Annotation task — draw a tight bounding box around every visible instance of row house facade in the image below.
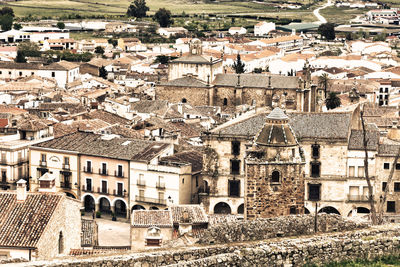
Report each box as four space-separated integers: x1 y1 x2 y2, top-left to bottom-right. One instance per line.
29 131 198 218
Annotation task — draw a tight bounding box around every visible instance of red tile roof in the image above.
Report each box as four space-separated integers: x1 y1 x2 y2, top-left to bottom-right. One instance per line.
0 192 62 248
132 210 173 228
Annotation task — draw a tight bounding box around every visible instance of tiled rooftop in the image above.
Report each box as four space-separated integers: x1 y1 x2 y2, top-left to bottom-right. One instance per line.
0 192 62 248
170 205 208 224
131 210 173 228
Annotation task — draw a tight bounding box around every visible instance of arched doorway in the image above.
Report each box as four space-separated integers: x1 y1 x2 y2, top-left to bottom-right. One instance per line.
357 207 370 214
149 206 159 210
304 207 310 214
83 195 95 212
99 197 111 214
132 205 145 211
214 202 231 214
318 206 341 215
115 200 127 217
237 204 244 214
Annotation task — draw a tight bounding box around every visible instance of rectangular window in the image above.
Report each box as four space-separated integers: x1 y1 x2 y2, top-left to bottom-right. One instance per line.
41 153 46 162
308 184 320 201
117 182 123 196
231 141 240 156
312 144 320 159
395 183 400 192
349 166 355 177
158 191 164 201
311 162 320 177
51 72 55 77
358 166 365 177
228 180 240 197
289 206 297 214
101 163 107 175
86 178 92 191
396 163 400 170
117 165 123 177
387 201 396 212
384 163 390 170
139 189 144 197
86 161 92 172
101 180 107 194
383 182 387 191
230 160 240 175
19 71 22 76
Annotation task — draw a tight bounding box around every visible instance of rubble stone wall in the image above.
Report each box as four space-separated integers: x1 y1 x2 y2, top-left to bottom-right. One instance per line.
198 214 368 244
25 224 400 267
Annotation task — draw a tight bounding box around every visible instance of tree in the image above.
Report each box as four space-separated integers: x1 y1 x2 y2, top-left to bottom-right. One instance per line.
325 92 341 110
154 8 173 27
317 23 335 40
56 22 65 29
18 42 41 57
318 73 330 98
253 67 262 73
127 0 149 19
99 66 108 79
108 38 118 47
95 46 105 55
0 7 14 17
15 50 26 63
0 14 13 31
13 23 22 30
232 54 245 74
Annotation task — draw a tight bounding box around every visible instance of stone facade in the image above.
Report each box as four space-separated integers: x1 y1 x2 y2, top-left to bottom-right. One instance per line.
245 108 306 218
35 196 81 260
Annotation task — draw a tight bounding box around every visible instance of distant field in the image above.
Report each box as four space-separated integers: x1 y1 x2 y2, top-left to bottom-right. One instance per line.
0 0 316 19
320 6 369 24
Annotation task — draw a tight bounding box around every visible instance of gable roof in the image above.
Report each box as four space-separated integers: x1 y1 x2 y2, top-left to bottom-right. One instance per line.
161 76 209 88
32 131 169 161
170 205 208 224
161 150 203 173
0 192 62 248
131 210 173 228
348 129 379 151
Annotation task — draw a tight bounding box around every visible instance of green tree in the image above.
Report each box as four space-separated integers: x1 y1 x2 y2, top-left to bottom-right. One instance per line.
95 46 105 55
127 0 149 19
253 68 262 73
318 73 330 98
18 42 41 57
15 51 26 63
13 23 22 30
108 38 118 47
373 33 387 41
317 23 335 40
0 14 13 31
0 7 14 17
154 8 173 27
99 66 108 79
325 92 341 110
232 54 245 74
56 22 65 29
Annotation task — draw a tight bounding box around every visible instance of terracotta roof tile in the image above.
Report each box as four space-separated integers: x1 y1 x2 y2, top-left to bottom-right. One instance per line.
131 210 173 228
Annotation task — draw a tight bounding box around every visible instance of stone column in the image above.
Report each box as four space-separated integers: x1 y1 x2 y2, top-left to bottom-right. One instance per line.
111 205 116 216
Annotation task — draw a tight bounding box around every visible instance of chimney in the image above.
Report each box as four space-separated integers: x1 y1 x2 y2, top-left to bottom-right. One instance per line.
16 179 27 202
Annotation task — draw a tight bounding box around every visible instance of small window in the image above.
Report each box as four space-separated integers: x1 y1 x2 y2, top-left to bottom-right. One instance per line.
387 201 396 212
384 163 390 170
64 157 69 165
19 71 22 76
182 98 187 103
230 160 240 175
311 162 320 177
308 184 320 201
289 206 297 214
311 144 320 158
52 72 55 77
223 98 228 106
228 179 240 197
396 164 400 170
383 182 387 191
231 141 240 156
395 183 400 192
271 170 280 183
41 153 46 162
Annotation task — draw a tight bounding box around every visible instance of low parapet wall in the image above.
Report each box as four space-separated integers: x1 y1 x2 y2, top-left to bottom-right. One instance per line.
20 224 400 267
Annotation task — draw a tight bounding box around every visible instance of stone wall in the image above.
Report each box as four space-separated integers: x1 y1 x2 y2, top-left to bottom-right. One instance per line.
198 214 367 245
22 224 400 267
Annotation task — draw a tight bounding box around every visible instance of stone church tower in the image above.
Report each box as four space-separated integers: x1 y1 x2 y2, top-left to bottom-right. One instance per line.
245 107 306 219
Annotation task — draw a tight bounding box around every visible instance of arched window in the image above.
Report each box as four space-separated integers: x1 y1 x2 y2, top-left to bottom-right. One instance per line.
182 98 187 103
271 170 280 183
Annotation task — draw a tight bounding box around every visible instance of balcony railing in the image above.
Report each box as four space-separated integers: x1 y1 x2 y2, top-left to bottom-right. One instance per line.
113 189 125 197
115 170 124 178
83 166 92 173
81 185 93 192
63 164 70 170
99 168 108 176
135 195 166 205
347 194 369 202
40 161 47 167
156 182 165 189
97 187 109 194
137 179 146 187
60 182 72 189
